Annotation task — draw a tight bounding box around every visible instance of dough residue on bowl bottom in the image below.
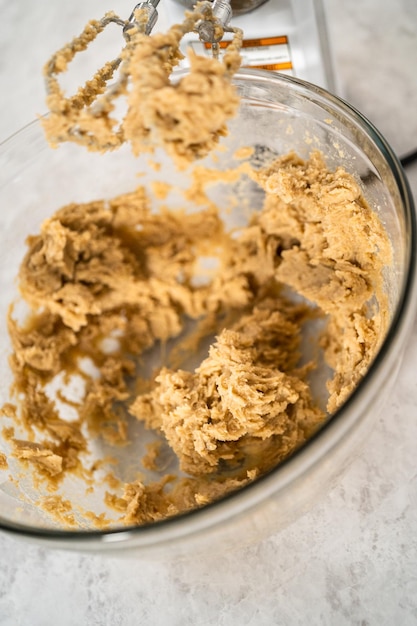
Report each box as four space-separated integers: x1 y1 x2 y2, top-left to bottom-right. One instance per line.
1 150 391 528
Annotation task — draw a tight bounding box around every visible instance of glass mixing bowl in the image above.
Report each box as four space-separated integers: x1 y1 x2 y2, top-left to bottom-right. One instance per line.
0 70 416 556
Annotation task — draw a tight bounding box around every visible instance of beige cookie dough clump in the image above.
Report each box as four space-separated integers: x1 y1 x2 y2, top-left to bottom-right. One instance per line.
42 4 243 167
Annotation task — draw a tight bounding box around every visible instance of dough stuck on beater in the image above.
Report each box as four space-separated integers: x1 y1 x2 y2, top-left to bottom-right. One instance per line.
41 2 243 167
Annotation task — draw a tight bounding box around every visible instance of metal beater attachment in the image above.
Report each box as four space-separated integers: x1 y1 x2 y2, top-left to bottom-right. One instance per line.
124 0 233 46
196 0 233 43
124 0 161 37
42 1 242 152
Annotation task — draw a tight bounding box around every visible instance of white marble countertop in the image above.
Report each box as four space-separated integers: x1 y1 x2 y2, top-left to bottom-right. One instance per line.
1 1 417 624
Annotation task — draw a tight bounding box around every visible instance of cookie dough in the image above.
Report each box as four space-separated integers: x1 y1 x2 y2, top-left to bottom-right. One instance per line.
42 3 243 166
3 150 391 527
0 452 7 470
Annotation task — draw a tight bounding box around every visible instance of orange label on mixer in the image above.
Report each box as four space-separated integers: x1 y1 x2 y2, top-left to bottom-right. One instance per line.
201 35 293 73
